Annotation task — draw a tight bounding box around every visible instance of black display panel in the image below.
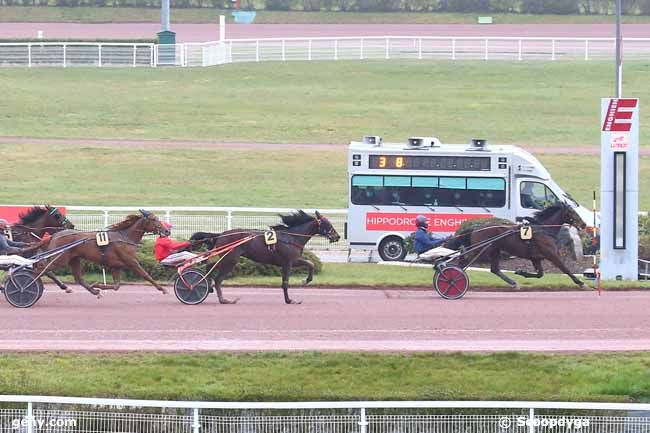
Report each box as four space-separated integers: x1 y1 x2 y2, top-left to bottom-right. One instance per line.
368 155 491 171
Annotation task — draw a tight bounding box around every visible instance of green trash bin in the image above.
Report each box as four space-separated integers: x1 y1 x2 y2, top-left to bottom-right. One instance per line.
157 30 176 65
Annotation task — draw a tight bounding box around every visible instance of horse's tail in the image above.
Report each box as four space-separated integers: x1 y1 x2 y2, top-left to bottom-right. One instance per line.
190 231 220 249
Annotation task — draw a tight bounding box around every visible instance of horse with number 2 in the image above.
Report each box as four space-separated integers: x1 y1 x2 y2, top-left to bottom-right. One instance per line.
177 210 341 305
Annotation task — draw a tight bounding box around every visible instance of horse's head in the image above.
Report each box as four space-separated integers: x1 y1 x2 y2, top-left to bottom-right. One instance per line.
139 209 171 237
45 205 75 230
315 211 341 243
559 202 587 231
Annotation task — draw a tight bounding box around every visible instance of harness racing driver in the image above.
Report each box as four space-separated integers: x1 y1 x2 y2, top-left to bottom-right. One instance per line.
0 219 47 268
413 215 456 261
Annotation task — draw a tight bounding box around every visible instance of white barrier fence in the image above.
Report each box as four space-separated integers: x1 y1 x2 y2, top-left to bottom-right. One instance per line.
64 206 348 250
1 396 650 433
2 37 650 67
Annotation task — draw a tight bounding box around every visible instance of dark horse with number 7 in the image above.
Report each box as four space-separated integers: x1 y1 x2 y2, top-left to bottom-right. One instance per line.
448 202 587 289
190 210 340 304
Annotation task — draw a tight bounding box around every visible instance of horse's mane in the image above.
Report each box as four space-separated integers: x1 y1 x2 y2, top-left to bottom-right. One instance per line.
531 203 568 222
107 214 142 231
271 210 315 230
18 206 48 224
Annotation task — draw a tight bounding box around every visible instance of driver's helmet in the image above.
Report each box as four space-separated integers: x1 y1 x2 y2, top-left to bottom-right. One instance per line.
415 215 428 229
0 219 8 230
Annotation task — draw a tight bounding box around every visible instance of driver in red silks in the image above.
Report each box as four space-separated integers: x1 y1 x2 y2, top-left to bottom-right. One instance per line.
154 222 197 266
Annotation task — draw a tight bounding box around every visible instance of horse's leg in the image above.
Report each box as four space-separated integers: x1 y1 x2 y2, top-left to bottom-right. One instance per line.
282 263 301 305
293 257 314 286
538 242 586 288
122 258 168 294
111 268 121 291
515 258 544 278
211 253 240 304
489 249 520 289
69 257 100 296
45 271 72 293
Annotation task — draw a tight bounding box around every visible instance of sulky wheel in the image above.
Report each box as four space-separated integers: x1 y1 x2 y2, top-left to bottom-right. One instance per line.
3 270 44 308
174 268 210 305
433 265 470 300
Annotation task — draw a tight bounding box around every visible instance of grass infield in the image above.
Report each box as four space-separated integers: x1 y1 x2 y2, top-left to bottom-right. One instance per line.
1 7 650 24
0 352 649 401
1 61 649 146
1 143 649 210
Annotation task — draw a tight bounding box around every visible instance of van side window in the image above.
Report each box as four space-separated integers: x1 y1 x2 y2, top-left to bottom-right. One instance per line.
520 181 559 209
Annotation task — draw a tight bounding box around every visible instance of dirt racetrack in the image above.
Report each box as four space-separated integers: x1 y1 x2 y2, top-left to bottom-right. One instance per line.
2 23 650 42
1 284 649 352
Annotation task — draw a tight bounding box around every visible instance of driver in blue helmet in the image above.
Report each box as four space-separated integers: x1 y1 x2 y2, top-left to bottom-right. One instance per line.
413 215 456 261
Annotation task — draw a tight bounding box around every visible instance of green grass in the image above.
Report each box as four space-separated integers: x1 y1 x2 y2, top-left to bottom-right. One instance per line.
1 61 650 145
0 352 649 401
1 7 649 24
1 143 649 210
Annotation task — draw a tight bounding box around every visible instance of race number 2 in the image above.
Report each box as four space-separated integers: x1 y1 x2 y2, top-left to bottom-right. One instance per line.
264 229 277 246
96 231 110 246
520 225 533 240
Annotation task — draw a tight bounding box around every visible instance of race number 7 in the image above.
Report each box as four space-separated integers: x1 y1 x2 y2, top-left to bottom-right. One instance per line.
520 225 533 240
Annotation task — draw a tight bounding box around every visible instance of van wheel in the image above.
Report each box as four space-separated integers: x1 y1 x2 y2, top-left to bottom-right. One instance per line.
378 236 407 261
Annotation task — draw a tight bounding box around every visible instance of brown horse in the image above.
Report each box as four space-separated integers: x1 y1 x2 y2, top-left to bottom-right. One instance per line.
457 203 587 289
191 210 340 304
40 210 170 297
11 205 74 292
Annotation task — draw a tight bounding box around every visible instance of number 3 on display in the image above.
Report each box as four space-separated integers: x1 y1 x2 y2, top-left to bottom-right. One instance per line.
379 156 387 168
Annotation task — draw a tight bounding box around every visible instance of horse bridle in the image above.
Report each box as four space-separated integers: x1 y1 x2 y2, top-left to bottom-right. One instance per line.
49 206 72 228
315 217 337 239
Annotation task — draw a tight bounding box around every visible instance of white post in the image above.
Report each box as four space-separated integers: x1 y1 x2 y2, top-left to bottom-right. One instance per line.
308 39 312 61
551 39 556 60
227 210 233 230
281 39 286 61
165 210 171 223
518 39 522 61
255 40 260 62
62 43 66 67
192 408 200 433
334 39 338 60
360 38 364 60
98 44 102 67
585 39 589 61
219 15 225 41
103 210 109 228
359 408 368 433
452 38 456 60
28 43 32 67
26 402 33 433
385 38 389 59
151 45 155 67
528 408 535 433
484 39 488 60
418 38 422 60
228 40 232 63
133 44 137 67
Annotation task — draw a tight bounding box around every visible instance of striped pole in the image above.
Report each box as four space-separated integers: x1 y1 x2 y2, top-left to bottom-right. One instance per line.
593 190 601 295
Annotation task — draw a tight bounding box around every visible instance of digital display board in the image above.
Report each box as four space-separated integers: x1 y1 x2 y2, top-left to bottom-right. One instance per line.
368 155 491 171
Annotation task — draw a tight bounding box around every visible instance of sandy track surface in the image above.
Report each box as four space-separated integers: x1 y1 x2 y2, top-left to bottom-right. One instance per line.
1 285 649 352
3 136 645 155
2 23 650 42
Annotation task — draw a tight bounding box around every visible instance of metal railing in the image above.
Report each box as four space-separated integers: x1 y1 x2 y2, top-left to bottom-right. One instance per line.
1 396 650 433
0 42 155 67
63 206 348 250
2 37 650 67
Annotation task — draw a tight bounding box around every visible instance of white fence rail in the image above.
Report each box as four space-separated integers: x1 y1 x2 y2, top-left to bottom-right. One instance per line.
0 42 155 67
1 396 650 433
63 206 348 250
2 37 650 67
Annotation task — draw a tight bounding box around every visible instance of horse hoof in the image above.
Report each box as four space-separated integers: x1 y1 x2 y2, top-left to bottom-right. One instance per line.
96 292 103 299
65 288 73 294
287 299 302 305
161 289 168 295
220 297 239 305
302 279 312 286
511 283 520 290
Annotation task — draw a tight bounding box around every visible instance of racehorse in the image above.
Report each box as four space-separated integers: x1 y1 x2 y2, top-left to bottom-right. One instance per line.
453 203 587 289
190 210 340 305
40 210 170 297
11 205 74 293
